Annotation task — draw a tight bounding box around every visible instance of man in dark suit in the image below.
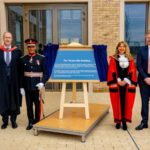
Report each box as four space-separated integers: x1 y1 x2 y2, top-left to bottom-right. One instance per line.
136 31 150 130
0 32 22 129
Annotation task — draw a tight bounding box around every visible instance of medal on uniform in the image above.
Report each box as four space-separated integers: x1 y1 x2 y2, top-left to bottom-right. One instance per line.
36 60 40 65
29 57 33 63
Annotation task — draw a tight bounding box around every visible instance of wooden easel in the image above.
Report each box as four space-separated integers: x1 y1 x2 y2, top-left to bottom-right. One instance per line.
50 45 99 120
59 82 90 119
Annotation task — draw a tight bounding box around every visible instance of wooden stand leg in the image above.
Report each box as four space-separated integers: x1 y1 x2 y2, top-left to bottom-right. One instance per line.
83 83 90 119
81 135 86 143
33 128 39 136
59 83 66 119
72 83 76 102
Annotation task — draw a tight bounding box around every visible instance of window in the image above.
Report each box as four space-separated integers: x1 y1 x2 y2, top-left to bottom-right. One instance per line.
125 3 148 57
29 10 52 44
7 4 88 48
59 9 82 44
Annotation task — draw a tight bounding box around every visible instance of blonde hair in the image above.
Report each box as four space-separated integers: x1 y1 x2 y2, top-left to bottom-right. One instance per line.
113 41 133 60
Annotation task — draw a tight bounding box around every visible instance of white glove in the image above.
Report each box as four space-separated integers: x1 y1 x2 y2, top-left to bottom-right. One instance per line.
20 88 25 96
36 83 44 90
124 78 131 85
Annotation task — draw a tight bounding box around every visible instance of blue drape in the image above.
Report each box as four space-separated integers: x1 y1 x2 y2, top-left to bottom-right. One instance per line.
43 43 59 78
92 45 108 81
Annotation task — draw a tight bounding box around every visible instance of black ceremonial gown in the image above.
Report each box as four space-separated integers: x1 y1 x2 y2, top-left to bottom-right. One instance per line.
0 46 22 114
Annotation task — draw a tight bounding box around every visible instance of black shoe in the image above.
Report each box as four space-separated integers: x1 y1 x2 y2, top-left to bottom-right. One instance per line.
26 123 33 130
1 123 8 129
135 123 148 130
33 120 39 125
12 122 18 129
115 123 121 129
122 122 127 130
33 120 36 125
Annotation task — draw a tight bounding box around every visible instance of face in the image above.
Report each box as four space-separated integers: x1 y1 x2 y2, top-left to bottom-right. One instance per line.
3 32 12 46
146 33 150 46
118 43 126 55
27 45 36 54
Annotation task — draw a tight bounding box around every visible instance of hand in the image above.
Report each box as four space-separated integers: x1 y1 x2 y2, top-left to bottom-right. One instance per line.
36 83 44 90
144 78 150 85
118 81 126 86
20 88 25 96
124 78 131 85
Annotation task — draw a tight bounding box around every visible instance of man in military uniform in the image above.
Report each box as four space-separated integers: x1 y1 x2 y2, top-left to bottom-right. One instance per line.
20 39 48 130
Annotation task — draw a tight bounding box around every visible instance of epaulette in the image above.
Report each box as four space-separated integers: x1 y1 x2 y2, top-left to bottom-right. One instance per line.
20 55 26 59
37 53 45 57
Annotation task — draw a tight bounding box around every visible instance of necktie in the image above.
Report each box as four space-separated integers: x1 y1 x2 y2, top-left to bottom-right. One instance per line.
148 48 150 74
6 48 10 66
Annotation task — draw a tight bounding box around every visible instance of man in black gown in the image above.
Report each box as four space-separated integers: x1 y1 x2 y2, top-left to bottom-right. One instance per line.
0 32 22 129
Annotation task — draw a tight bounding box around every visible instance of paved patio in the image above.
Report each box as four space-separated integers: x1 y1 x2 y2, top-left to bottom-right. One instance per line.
0 87 149 150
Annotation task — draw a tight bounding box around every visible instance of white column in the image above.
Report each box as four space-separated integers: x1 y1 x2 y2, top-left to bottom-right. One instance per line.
120 0 125 41
0 1 7 44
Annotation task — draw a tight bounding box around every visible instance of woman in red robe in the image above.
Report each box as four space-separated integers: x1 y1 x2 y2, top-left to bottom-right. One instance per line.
107 41 137 130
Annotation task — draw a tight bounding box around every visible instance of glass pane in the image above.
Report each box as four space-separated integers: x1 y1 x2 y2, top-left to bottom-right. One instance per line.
59 10 82 44
125 3 147 57
29 10 52 45
7 6 23 50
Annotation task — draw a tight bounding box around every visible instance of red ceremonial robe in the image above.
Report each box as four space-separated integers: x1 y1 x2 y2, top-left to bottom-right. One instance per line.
107 56 137 123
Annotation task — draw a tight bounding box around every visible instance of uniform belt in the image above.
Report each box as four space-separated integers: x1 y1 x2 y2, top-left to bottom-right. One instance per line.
24 72 43 78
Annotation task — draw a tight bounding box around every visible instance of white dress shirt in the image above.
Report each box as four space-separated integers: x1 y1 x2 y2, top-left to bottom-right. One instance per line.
4 45 12 64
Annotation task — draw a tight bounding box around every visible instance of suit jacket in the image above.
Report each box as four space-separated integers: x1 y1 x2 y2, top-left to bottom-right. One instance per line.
137 46 150 85
0 47 22 114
